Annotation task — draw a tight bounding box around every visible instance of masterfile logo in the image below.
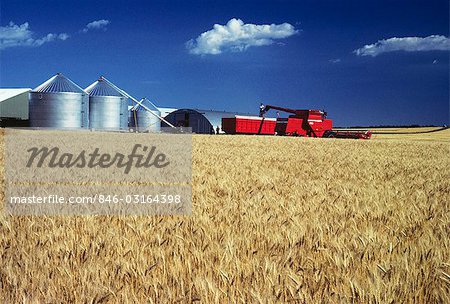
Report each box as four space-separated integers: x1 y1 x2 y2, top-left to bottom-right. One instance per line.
26 144 170 174
5 128 192 215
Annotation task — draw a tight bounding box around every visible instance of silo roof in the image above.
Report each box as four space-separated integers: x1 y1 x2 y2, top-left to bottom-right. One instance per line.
85 77 127 97
32 73 86 93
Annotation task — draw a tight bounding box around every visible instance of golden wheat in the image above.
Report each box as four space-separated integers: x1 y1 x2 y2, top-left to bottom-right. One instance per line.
0 128 449 303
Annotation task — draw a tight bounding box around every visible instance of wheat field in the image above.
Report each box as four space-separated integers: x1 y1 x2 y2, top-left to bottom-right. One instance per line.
0 128 449 303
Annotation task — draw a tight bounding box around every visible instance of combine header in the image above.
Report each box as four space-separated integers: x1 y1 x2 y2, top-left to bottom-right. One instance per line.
222 103 372 139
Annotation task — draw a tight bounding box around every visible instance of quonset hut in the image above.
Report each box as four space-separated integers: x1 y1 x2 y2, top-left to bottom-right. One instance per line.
29 73 89 128
162 109 241 134
85 77 128 130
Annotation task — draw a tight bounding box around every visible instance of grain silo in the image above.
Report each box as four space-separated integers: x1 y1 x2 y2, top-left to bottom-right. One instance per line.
29 73 89 128
132 98 161 132
85 77 128 130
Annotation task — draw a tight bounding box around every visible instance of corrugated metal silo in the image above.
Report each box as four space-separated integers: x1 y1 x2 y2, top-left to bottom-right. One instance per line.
85 77 128 130
29 73 89 128
132 98 161 132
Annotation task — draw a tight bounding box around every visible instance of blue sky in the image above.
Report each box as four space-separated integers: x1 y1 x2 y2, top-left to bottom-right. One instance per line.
1 0 448 126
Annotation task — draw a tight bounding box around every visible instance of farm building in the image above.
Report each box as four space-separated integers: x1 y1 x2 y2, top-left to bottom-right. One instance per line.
0 89 31 125
161 108 245 133
85 77 128 130
1 74 255 133
29 73 89 128
129 98 161 132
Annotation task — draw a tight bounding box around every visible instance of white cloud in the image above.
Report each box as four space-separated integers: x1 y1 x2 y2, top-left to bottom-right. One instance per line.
329 58 341 63
82 19 110 33
58 33 69 41
186 18 298 55
355 35 450 57
0 22 69 50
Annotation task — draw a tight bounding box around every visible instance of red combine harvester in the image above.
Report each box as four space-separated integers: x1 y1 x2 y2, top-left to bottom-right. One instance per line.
222 104 372 139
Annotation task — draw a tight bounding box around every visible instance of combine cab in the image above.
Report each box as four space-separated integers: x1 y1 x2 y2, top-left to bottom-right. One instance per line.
272 109 332 137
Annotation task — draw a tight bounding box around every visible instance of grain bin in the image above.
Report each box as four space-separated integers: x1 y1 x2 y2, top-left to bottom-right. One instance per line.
85 77 128 130
132 98 161 132
29 73 89 128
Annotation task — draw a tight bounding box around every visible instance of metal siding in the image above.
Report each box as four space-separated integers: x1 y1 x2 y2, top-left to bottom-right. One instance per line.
0 91 29 119
29 74 87 129
163 109 212 134
196 109 238 131
89 96 127 130
163 109 252 134
81 94 89 128
135 109 161 132
132 98 161 132
120 98 128 130
85 79 128 130
29 92 86 128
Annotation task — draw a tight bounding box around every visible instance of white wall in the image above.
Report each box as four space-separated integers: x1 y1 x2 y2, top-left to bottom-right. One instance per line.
0 89 30 119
